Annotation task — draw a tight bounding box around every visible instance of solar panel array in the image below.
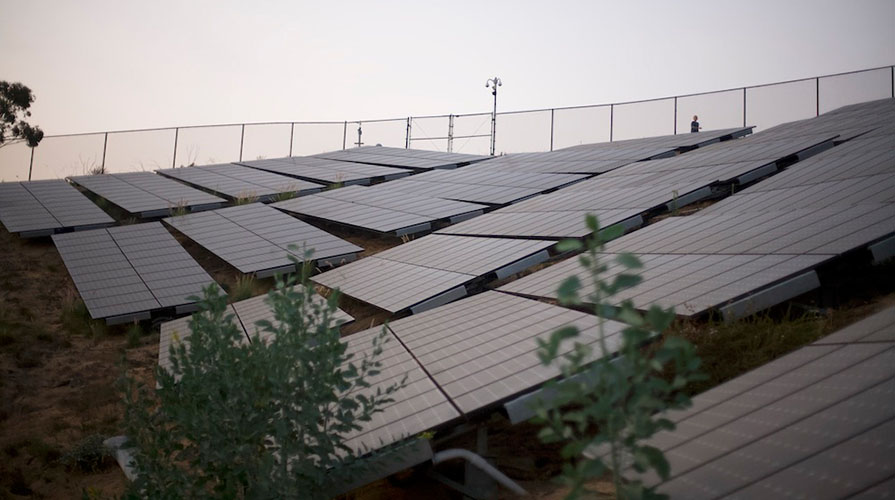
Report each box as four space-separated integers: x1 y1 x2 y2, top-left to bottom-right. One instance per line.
439 130 834 240
271 184 486 236
500 99 895 317
312 235 554 313
237 156 411 186
141 100 893 487
69 172 226 218
156 163 322 201
314 145 489 170
163 203 362 277
632 307 895 499
0 179 115 237
53 222 222 323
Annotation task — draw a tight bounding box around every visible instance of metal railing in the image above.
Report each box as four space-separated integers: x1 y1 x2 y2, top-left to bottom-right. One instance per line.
1 65 892 182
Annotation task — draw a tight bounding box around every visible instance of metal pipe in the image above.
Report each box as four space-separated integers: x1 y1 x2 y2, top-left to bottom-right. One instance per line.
405 117 411 149
549 108 555 151
289 122 294 157
609 104 614 142
28 147 34 181
447 114 454 153
101 132 108 173
239 124 245 161
743 87 747 127
673 96 678 135
816 77 820 116
342 121 347 150
432 449 527 496
172 128 179 168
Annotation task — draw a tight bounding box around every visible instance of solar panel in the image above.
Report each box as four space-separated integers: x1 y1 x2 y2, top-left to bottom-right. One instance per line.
156 164 322 200
163 203 361 277
237 156 411 186
369 169 587 205
438 209 645 239
69 172 226 218
315 146 488 170
340 324 461 453
312 235 553 314
632 307 895 498
470 127 754 175
0 179 115 237
272 184 486 236
500 253 829 318
385 291 628 415
53 222 222 323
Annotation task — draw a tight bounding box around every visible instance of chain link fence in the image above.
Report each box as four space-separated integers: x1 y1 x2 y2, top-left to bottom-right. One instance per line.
1 65 892 182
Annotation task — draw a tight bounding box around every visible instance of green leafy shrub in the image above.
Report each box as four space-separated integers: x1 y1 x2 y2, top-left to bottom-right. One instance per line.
533 215 705 499
120 253 403 498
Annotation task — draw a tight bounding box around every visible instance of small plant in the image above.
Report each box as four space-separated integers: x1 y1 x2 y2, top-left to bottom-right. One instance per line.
532 214 705 500
229 274 258 302
125 322 143 348
60 293 96 337
61 434 113 472
168 200 189 217
272 182 302 202
235 191 259 205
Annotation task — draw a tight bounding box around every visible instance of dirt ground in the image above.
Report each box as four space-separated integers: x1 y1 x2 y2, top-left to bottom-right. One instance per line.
1 218 893 499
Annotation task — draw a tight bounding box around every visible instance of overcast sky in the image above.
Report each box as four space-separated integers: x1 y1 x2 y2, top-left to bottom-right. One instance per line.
2 0 893 136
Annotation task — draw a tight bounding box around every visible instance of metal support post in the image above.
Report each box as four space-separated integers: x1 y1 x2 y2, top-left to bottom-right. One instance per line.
342 121 348 150
239 124 246 161
609 104 614 142
743 88 747 127
101 132 108 173
447 114 455 153
405 117 412 149
288 122 294 157
673 97 678 135
816 77 820 116
355 123 363 148
172 128 179 168
549 108 555 151
28 147 34 181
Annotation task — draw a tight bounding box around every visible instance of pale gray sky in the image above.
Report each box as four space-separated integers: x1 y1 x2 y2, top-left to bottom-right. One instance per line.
3 0 893 135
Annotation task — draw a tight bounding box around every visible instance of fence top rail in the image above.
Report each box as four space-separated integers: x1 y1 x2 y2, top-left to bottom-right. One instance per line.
34 64 893 140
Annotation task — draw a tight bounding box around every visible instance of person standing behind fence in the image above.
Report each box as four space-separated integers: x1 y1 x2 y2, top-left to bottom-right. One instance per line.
691 115 701 133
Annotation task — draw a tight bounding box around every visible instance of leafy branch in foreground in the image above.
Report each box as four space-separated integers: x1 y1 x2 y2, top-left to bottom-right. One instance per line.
532 214 705 500
120 252 403 499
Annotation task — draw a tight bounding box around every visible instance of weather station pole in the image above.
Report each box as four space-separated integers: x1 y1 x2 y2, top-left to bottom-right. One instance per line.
486 76 502 156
